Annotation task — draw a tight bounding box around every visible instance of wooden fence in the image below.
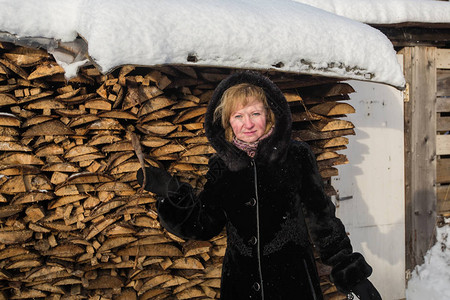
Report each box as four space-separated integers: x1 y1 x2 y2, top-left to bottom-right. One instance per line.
403 46 450 272
436 49 450 217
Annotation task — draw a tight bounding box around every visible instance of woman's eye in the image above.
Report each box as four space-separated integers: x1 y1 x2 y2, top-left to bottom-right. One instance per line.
234 115 242 119
252 112 261 116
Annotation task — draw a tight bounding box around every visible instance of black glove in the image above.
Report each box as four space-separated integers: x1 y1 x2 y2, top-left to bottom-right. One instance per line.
137 166 180 197
351 279 382 300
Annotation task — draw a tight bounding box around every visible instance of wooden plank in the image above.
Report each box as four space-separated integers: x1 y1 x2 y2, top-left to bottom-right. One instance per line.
401 46 437 270
374 25 450 48
436 49 450 69
437 69 450 97
436 97 450 112
437 135 450 155
437 115 450 132
437 185 450 214
437 158 450 184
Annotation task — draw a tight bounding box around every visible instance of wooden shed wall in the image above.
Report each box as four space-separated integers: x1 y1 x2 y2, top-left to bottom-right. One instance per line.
402 46 450 271
0 42 356 299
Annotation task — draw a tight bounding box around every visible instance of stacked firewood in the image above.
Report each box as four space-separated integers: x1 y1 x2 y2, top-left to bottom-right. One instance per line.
0 41 353 299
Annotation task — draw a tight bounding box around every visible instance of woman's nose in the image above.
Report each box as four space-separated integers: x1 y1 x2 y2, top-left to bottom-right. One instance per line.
243 116 254 128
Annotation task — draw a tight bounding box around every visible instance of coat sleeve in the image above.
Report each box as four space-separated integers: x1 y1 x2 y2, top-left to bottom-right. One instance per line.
295 141 373 293
156 156 227 241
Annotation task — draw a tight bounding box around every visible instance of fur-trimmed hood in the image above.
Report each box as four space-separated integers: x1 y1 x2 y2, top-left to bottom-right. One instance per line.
204 71 292 171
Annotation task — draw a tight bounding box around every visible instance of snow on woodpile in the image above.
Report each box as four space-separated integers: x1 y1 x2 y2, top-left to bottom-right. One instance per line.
0 0 405 88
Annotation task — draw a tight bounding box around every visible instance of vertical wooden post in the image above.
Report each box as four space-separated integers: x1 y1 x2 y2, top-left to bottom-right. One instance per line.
402 46 437 272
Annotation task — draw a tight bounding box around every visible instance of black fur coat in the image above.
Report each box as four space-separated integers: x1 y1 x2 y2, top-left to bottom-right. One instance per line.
156 71 372 299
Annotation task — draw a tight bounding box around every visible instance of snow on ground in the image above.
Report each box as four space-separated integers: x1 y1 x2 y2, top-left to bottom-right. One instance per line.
406 218 450 300
295 0 450 25
0 0 405 88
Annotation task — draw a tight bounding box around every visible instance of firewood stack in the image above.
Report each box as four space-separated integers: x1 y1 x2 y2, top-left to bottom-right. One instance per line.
0 41 353 299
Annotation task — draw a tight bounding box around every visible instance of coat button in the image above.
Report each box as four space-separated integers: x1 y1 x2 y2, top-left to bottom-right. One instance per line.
248 236 257 245
252 282 261 291
245 198 257 206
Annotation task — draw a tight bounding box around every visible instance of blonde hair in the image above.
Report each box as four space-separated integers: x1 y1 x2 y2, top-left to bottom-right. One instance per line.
213 83 275 142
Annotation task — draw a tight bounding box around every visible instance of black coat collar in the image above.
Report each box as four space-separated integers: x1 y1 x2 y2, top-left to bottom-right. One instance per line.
204 71 292 171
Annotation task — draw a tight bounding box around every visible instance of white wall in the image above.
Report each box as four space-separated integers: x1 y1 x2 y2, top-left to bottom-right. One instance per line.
331 78 405 299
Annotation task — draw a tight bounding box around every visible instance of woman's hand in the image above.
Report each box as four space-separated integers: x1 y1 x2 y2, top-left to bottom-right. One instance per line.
137 166 180 197
350 279 382 300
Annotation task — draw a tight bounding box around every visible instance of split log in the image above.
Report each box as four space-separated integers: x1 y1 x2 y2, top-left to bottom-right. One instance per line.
309 102 355 116
0 58 29 79
22 115 56 128
183 240 212 257
138 96 176 116
0 112 20 126
0 141 32 152
299 83 355 98
86 275 125 290
175 286 205 299
4 47 49 67
308 119 354 132
28 62 65 80
24 98 66 112
0 93 17 106
138 121 178 136
173 106 207 124
0 205 24 218
117 244 183 257
0 230 33 244
23 120 75 136
0 174 52 194
171 257 204 270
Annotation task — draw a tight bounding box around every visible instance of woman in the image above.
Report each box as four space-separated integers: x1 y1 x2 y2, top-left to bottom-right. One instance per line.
137 71 381 300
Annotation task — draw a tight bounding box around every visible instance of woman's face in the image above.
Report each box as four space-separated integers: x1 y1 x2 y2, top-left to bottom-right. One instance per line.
229 97 267 143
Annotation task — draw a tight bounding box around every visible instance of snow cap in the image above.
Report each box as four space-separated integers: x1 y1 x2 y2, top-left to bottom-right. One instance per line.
0 0 405 88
